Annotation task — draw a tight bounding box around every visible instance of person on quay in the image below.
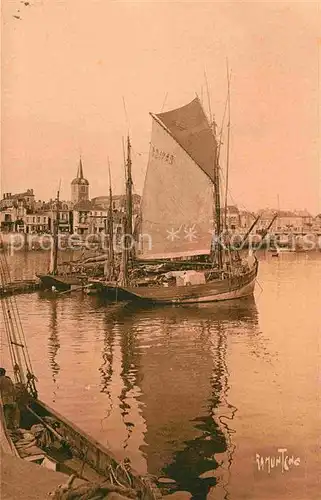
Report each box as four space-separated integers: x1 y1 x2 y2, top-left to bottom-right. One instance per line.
0 367 20 429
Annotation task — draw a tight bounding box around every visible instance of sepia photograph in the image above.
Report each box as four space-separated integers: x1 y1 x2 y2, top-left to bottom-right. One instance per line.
0 1 320 499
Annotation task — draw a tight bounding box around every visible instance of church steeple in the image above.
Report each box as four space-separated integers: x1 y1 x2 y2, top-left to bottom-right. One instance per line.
78 156 84 179
71 156 89 204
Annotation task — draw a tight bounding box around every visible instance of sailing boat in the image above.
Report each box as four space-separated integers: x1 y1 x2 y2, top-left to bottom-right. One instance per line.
0 242 158 499
37 188 87 291
98 96 258 304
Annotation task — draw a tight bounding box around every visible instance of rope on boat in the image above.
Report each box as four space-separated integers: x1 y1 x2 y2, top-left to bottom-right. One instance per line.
49 474 138 499
0 238 38 397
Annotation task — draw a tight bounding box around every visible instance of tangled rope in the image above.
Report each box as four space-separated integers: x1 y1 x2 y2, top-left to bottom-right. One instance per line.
49 474 137 500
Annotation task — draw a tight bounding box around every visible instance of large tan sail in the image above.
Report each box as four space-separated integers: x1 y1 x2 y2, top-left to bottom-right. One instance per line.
138 98 216 260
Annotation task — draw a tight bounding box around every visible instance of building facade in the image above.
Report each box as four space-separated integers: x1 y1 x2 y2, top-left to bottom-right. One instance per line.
0 189 35 212
91 194 141 214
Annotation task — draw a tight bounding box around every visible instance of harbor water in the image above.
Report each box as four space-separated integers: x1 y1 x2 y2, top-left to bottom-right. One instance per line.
1 250 320 499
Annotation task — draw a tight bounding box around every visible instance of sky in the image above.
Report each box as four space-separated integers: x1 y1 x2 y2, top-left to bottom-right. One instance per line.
1 0 320 213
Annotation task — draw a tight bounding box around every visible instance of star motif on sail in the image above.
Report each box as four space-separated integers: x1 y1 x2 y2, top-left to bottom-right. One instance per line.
166 227 181 241
184 224 198 242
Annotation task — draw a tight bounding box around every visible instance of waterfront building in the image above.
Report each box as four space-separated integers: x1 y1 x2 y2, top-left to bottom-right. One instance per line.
91 193 141 214
72 200 93 234
24 212 50 233
72 200 124 238
256 209 316 236
293 210 314 231
239 210 256 231
1 207 23 232
47 200 73 234
0 189 35 212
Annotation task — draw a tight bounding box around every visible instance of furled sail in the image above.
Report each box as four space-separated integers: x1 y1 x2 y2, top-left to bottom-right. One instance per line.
138 97 217 260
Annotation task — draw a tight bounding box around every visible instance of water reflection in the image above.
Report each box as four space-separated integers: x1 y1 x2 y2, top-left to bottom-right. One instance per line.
119 319 141 454
4 251 320 499
95 298 259 498
98 304 148 471
161 302 257 499
48 298 61 389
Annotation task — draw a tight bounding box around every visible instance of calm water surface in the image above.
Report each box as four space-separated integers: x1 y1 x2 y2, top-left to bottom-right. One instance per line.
1 251 320 499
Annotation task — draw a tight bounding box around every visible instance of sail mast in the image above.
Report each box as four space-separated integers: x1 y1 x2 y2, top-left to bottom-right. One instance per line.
126 135 133 239
224 61 231 230
213 119 223 269
50 184 60 275
204 72 223 269
119 136 132 286
107 158 114 280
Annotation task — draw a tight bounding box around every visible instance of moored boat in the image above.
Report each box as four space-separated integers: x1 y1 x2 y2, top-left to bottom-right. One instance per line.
1 397 158 498
36 273 87 291
97 95 262 304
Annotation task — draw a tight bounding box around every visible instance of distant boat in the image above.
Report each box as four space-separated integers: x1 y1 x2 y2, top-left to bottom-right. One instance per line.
98 97 260 305
37 186 86 291
36 273 86 292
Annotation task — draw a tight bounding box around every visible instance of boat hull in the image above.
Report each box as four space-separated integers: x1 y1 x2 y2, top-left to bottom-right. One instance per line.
1 396 158 499
37 274 85 291
96 261 258 305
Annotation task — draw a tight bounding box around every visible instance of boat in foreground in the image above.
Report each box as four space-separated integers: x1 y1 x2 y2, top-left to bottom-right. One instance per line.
1 396 158 498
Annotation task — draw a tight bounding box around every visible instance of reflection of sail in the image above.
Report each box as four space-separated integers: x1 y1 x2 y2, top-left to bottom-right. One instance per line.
166 301 261 498
48 298 61 392
161 320 234 498
95 298 262 489
114 299 259 498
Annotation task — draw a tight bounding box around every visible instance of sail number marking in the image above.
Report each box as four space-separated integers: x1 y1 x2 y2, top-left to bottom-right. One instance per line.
151 145 175 164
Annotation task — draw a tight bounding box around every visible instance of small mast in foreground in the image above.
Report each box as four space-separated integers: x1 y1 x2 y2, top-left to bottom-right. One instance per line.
119 135 133 286
106 158 114 281
49 186 60 275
